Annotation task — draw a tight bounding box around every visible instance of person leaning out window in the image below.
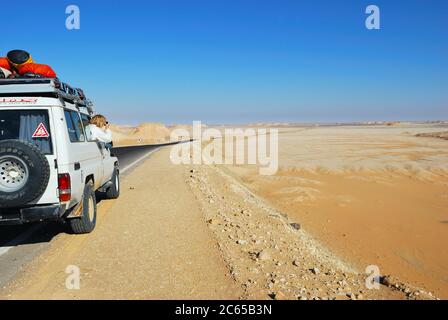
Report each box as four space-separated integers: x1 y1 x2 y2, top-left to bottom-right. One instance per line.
87 115 113 149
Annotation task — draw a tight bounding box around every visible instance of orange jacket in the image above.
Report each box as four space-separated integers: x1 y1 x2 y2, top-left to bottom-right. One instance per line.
0 57 12 71
18 63 57 78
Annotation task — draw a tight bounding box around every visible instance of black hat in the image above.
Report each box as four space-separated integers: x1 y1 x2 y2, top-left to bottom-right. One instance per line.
7 50 32 66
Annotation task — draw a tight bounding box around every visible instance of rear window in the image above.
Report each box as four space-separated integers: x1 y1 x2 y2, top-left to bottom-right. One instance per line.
0 110 53 154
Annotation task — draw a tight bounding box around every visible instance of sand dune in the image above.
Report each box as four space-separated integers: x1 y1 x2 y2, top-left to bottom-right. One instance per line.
110 123 171 146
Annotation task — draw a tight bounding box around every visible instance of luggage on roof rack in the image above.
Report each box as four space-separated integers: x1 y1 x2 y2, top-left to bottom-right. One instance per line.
0 78 94 114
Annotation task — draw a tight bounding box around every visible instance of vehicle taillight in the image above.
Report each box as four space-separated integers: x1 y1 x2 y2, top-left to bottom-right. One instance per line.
58 173 71 202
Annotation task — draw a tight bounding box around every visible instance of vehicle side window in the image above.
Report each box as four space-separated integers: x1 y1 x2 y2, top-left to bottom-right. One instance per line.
71 111 85 142
80 114 94 142
64 110 85 142
64 110 78 142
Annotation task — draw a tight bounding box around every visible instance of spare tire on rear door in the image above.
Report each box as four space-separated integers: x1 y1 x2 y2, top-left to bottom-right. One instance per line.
0 140 50 208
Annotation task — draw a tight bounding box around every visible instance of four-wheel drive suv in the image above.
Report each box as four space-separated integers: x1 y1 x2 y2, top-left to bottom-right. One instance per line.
0 79 120 234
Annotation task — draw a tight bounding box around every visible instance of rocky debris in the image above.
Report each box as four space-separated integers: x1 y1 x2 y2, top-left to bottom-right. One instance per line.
347 293 357 300
380 275 393 287
290 223 301 230
310 267 321 275
184 165 436 301
207 219 218 225
271 291 287 300
257 250 271 261
379 275 435 299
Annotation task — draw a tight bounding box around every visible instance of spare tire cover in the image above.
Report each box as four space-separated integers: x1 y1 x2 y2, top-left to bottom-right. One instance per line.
0 140 50 208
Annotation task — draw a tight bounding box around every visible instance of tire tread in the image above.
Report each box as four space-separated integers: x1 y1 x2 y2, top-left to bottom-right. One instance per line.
68 182 97 234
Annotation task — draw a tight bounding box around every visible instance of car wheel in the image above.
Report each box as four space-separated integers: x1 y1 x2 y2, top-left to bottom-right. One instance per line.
68 181 97 234
0 140 50 208
105 168 120 199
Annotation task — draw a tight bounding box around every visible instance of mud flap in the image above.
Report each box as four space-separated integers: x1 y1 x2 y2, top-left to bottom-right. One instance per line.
66 199 84 219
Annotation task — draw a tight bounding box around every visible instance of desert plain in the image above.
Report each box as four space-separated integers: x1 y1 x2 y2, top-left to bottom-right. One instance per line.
2 122 446 300
110 121 448 298
111 121 448 298
215 123 448 298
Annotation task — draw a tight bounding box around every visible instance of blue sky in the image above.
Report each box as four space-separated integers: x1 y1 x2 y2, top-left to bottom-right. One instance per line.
1 0 447 124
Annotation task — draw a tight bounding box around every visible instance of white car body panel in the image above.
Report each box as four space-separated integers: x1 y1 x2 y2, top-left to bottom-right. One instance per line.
0 97 118 213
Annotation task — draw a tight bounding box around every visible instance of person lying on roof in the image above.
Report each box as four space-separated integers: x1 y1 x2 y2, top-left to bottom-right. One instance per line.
0 50 57 78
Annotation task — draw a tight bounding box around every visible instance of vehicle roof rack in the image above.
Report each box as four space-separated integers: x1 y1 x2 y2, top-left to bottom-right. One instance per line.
0 78 94 113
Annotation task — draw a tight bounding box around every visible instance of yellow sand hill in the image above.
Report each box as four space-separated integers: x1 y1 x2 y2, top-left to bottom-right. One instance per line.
110 123 171 146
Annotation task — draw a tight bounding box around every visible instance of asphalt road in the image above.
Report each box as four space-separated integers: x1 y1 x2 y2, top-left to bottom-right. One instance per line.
111 142 178 174
0 143 174 288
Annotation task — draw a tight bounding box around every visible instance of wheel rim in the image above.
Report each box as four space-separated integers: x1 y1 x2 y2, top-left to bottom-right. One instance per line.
0 155 29 193
87 195 95 222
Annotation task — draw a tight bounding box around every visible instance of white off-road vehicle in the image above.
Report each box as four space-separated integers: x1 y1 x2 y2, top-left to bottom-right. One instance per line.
0 79 119 234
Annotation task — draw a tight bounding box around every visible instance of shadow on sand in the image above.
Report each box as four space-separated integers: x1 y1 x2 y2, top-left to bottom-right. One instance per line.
0 190 110 248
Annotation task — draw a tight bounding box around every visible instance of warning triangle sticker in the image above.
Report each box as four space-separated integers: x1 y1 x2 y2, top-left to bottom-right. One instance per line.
32 123 50 138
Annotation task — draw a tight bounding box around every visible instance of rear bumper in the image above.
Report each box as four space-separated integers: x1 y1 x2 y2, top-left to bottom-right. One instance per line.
0 204 63 225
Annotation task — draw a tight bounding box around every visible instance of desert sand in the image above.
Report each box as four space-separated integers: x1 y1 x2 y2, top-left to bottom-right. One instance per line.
1 123 446 300
1 147 423 301
215 124 448 298
107 122 448 298
110 123 172 146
